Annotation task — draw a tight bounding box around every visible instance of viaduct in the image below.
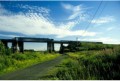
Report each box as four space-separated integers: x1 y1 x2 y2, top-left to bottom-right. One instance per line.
0 37 103 53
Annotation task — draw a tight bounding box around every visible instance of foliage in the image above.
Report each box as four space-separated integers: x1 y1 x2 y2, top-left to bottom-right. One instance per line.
0 41 6 55
0 41 12 55
0 41 60 75
0 51 60 75
42 46 120 80
64 42 118 52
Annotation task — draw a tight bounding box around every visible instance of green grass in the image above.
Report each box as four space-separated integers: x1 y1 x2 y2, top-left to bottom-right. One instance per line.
1 41 120 80
0 51 60 75
41 47 120 80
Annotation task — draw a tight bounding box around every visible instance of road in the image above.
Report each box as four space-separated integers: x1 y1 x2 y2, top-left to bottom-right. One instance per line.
0 55 66 80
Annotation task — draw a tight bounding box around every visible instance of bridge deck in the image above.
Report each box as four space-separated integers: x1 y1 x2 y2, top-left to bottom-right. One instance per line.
0 37 103 44
14 37 53 42
0 39 14 42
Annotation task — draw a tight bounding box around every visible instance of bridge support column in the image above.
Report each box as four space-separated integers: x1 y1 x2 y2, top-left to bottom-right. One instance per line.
52 42 54 52
60 43 64 54
47 42 52 53
18 41 24 53
12 41 17 53
47 40 54 53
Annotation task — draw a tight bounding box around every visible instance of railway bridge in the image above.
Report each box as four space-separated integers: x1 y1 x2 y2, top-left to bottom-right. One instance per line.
0 37 102 53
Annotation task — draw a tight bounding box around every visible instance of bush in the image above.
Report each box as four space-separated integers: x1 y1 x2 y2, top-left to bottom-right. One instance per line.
0 57 6 70
12 54 27 60
0 41 12 56
45 47 120 80
0 41 6 55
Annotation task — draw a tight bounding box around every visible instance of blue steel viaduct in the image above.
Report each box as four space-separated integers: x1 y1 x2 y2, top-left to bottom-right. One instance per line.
0 37 102 53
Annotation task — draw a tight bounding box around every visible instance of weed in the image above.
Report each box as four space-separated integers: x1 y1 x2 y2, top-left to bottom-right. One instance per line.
43 47 120 80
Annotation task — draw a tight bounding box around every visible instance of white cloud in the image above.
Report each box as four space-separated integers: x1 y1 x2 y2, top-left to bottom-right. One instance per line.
18 4 50 17
0 4 12 15
107 27 114 31
0 34 20 38
56 30 96 38
79 37 120 44
61 3 73 10
59 21 76 30
0 4 96 38
91 16 115 24
62 3 86 20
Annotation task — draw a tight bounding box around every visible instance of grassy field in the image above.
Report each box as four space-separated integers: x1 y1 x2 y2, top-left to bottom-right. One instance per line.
0 41 61 75
1 41 120 80
40 46 120 80
0 51 60 75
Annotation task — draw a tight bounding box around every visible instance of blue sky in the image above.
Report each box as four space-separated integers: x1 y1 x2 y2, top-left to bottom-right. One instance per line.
0 1 120 50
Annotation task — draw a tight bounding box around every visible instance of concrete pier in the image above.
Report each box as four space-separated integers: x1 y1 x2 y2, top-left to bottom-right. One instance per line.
18 41 24 53
12 41 17 53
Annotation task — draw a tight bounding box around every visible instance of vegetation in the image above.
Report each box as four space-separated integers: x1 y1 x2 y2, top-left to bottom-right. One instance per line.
40 46 120 80
63 42 117 52
1 40 120 80
0 41 60 75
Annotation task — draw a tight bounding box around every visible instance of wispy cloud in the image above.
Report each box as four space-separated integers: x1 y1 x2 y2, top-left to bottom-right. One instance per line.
91 16 115 24
61 3 87 20
0 34 20 38
106 27 114 31
0 4 96 38
18 4 50 17
0 4 11 15
59 21 76 30
79 37 120 44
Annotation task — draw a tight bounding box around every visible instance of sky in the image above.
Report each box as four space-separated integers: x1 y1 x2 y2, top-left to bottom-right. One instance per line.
0 1 120 50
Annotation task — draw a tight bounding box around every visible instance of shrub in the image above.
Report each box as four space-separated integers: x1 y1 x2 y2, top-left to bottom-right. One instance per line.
0 41 6 55
45 47 120 80
0 41 12 56
12 54 27 60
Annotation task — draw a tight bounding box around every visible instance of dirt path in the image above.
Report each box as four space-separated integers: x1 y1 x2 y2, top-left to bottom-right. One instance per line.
0 55 66 80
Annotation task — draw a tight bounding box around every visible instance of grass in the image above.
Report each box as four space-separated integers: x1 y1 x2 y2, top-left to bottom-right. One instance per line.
0 51 60 75
40 47 120 80
1 41 120 80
